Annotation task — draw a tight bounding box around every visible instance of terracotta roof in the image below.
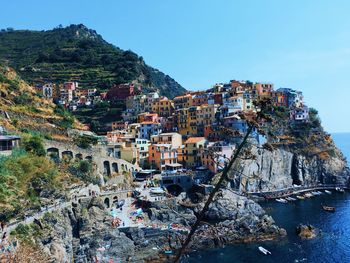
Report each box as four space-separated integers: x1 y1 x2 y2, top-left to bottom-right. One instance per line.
185 137 206 144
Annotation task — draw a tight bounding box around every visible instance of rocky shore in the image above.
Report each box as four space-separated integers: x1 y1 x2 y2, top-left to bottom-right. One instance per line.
25 189 285 262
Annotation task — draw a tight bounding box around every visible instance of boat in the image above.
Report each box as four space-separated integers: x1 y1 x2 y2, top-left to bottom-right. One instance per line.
258 246 271 255
164 250 173 254
335 187 345 193
286 197 297 201
276 198 288 203
322 205 336 212
304 193 313 198
311 191 321 196
296 195 305 200
325 190 332 194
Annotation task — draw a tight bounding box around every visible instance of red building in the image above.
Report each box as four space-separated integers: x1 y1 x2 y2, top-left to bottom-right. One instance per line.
213 93 223 105
106 83 135 100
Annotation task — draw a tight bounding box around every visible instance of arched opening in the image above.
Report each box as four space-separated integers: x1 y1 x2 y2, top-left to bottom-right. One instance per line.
47 147 59 163
85 156 93 162
75 153 83 160
62 151 73 162
112 163 119 173
112 196 118 205
166 184 184 196
121 164 125 171
104 198 110 208
103 161 111 176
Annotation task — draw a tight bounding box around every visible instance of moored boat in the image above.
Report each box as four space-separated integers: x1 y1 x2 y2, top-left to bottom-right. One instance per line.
296 195 305 200
276 198 288 203
286 197 297 201
322 205 335 212
335 187 345 193
325 190 332 194
258 246 271 255
304 193 313 198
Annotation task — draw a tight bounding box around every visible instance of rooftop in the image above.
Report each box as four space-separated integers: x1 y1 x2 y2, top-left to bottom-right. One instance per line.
185 137 206 144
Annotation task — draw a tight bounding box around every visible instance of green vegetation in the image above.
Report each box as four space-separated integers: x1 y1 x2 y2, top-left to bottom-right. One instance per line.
0 148 59 220
22 134 46 156
68 160 100 185
53 105 75 129
0 24 185 98
74 134 98 149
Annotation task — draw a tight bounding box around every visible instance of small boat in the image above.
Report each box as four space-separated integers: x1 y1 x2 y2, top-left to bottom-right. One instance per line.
296 195 305 200
276 198 288 203
164 250 173 254
304 193 313 198
286 197 297 201
322 205 335 212
335 187 345 193
325 190 332 194
258 246 271 255
311 191 321 196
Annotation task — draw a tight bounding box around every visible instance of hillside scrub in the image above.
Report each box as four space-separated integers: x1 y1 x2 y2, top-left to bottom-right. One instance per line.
0 149 60 220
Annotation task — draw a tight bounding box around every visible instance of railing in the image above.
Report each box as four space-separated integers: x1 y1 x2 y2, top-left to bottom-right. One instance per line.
248 184 348 199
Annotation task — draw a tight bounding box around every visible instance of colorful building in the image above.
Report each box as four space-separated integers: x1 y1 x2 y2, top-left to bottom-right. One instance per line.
106 83 136 100
173 94 193 109
148 144 179 171
151 97 174 117
139 122 162 140
183 137 207 169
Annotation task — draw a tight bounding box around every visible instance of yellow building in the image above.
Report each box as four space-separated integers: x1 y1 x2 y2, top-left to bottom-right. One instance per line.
195 104 218 135
173 94 193 109
176 108 191 136
183 137 207 168
151 97 174 117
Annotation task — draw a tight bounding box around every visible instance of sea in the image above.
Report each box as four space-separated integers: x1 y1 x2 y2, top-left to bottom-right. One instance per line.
185 133 350 263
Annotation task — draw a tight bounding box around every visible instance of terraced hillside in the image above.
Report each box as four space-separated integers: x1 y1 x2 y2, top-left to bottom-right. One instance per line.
0 24 186 98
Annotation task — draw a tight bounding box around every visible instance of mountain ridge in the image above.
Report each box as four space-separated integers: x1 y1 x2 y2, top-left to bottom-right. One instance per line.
0 24 186 98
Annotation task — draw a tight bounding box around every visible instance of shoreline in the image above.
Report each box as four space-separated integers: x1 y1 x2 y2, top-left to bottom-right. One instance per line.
248 184 349 200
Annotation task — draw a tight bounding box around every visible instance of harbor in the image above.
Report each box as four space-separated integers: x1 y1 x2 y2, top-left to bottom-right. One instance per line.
185 191 350 263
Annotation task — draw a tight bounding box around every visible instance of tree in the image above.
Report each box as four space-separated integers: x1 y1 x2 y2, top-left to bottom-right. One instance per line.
22 135 46 156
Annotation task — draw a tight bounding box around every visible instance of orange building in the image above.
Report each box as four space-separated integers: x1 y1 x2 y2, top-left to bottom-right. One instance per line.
151 97 174 117
148 144 179 171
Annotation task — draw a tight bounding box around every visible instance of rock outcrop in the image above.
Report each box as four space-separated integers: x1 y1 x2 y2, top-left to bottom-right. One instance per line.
229 147 350 192
30 190 285 262
296 224 317 239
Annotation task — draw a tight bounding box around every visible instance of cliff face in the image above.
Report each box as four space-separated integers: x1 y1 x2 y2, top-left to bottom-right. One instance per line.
230 146 350 193
25 190 285 262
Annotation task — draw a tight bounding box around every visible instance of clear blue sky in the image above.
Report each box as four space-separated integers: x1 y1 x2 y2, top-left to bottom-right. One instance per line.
1 0 350 132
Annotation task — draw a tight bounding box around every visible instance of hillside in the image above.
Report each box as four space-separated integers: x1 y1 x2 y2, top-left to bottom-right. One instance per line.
0 24 186 98
0 64 83 138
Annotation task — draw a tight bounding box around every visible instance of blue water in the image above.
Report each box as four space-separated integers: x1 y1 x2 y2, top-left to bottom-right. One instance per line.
185 133 350 263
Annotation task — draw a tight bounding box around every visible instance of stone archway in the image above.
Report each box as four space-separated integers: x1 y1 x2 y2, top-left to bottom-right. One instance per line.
85 156 93 162
62 150 73 161
47 147 59 162
112 196 118 206
104 197 110 208
75 153 83 160
112 163 119 173
103 161 111 176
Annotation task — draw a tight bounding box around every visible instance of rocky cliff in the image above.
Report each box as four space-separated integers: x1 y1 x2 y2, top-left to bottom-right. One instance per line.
229 145 350 193
23 190 285 262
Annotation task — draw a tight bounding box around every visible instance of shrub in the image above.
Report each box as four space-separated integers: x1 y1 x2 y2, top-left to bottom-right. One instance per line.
22 134 46 156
